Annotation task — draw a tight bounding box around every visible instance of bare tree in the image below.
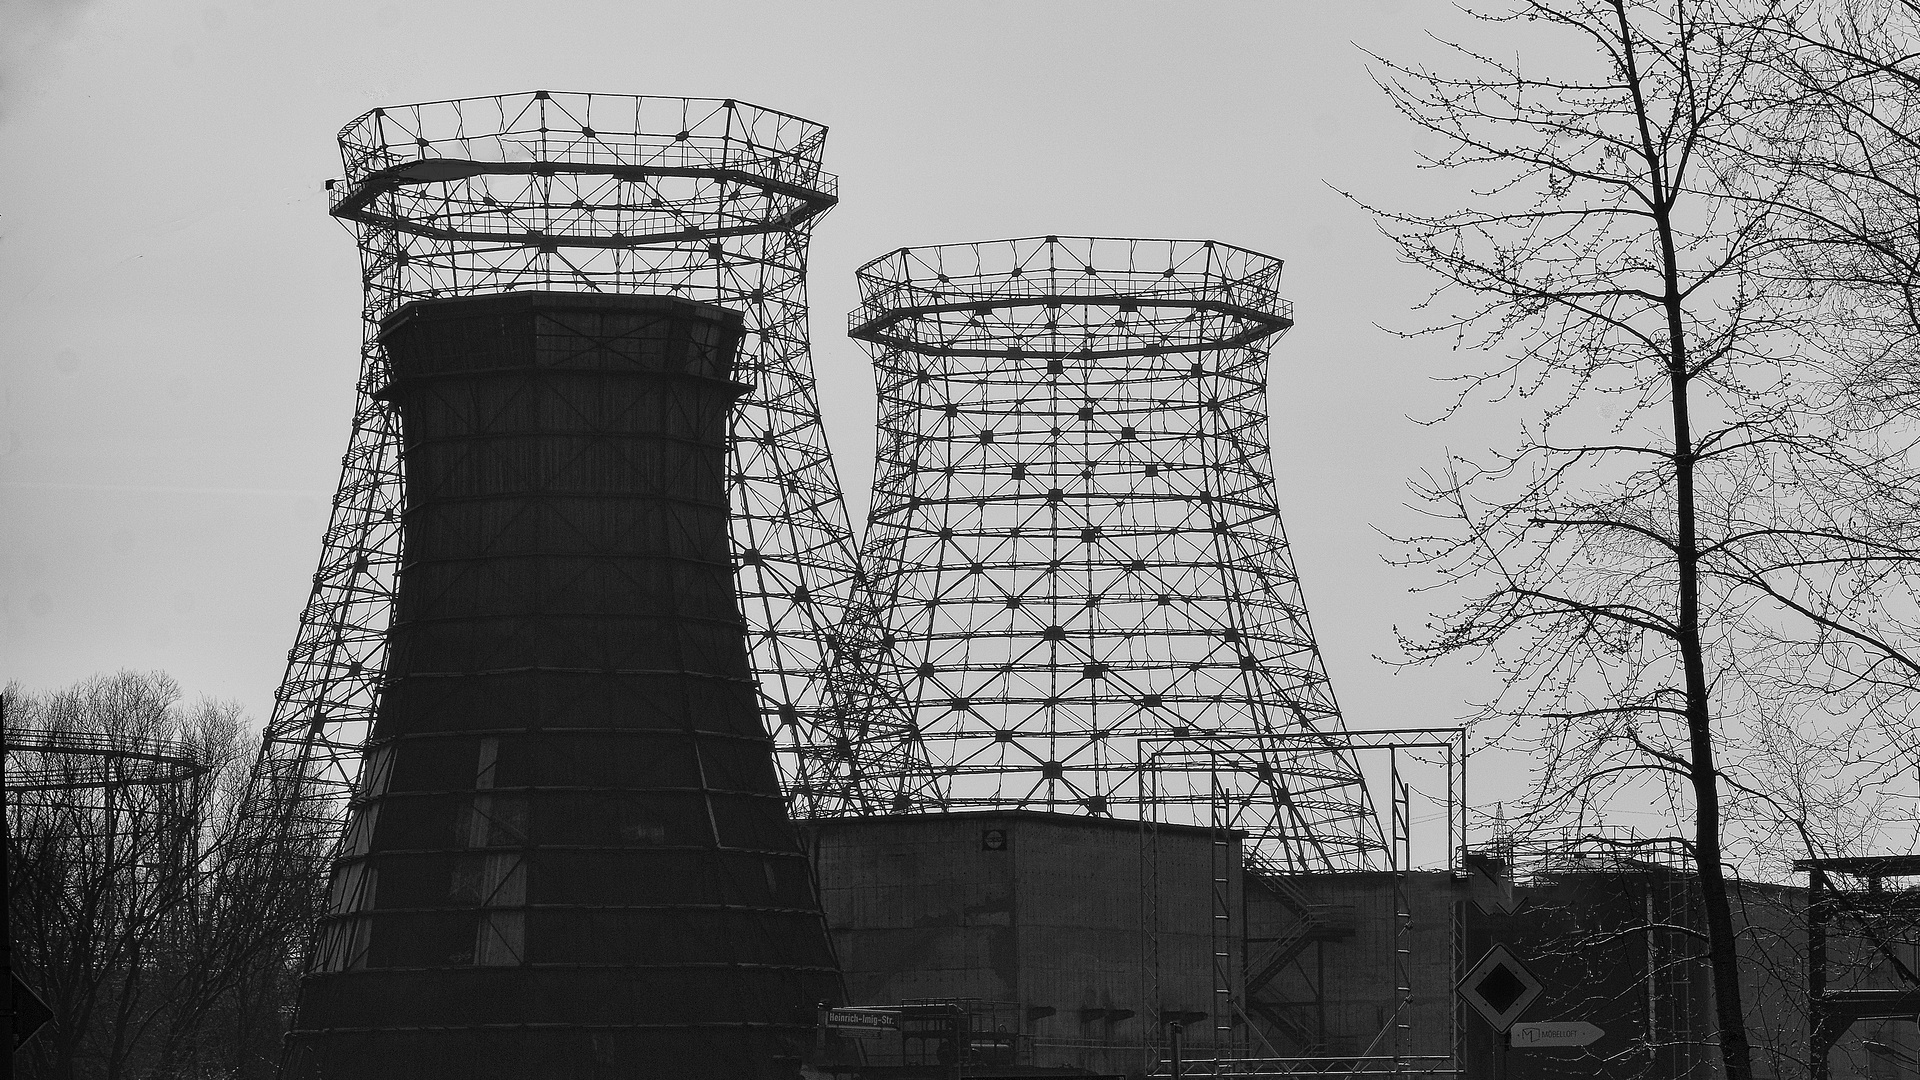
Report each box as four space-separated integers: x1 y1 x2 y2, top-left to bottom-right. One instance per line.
1359 2 1920 1077
5 673 306 1080
1754 0 1920 418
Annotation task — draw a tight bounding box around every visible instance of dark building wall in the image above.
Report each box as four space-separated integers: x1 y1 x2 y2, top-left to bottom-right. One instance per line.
1247 871 1460 1058
809 811 1920 1079
804 811 1240 1078
1458 868 1719 1078
282 292 841 1080
1272 866 1916 1080
1461 869 1906 1080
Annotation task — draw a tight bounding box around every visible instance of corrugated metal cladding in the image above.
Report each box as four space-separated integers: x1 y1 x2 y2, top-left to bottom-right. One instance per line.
281 292 842 1080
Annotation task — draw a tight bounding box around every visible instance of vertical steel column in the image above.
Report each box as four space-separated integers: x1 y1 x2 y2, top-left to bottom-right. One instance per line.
1390 753 1413 1063
1208 755 1236 1052
1808 868 1831 1080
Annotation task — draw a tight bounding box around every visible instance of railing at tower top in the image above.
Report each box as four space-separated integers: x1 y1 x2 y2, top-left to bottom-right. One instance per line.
4 726 209 792
332 92 833 197
242 93 929 924
850 237 1293 359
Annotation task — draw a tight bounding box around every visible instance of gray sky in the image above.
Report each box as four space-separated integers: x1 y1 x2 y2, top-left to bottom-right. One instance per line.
2 0 1529 832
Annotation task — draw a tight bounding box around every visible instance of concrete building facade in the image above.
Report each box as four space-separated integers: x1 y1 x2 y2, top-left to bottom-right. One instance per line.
804 811 1240 1077
805 817 1920 1079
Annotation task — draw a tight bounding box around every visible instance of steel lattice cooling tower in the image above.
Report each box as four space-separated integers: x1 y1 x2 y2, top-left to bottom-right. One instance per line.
281 293 840 1078
268 92 874 1080
245 93 926 897
841 237 1383 870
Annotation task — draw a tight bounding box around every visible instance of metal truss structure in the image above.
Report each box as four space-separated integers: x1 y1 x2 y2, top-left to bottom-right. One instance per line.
4 725 212 881
244 91 925 880
841 236 1382 871
5 726 208 795
1142 729 1465 1059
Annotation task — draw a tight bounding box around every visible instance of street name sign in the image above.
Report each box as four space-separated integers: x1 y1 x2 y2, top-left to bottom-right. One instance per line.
1511 1021 1603 1048
1458 945 1543 1033
825 1008 898 1039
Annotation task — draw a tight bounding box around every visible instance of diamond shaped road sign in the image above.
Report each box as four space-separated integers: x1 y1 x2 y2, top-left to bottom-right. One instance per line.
1459 945 1543 1033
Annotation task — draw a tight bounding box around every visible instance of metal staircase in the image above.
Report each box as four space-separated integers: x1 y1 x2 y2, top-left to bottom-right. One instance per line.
1244 874 1356 1053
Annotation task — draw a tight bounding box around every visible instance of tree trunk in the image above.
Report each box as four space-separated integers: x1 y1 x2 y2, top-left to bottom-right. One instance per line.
1660 210 1756 1080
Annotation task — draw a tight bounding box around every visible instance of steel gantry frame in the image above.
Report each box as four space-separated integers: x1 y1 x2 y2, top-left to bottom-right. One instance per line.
244 91 928 883
841 236 1382 871
1141 728 1466 1074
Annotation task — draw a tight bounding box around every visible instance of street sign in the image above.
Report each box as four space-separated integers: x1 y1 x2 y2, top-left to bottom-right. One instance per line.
1511 1021 1603 1048
824 1007 898 1039
11 971 54 1050
1458 945 1543 1033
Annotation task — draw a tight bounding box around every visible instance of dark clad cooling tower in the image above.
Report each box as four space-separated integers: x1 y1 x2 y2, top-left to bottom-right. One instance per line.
281 292 841 1080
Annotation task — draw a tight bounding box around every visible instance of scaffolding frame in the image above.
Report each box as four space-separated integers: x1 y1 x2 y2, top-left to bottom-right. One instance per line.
3 720 215 953
1795 856 1920 1080
1142 728 1467 1076
243 91 927 893
843 236 1380 872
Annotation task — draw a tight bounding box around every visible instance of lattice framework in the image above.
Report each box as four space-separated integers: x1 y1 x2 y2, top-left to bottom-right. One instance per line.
842 237 1382 870
244 92 926 878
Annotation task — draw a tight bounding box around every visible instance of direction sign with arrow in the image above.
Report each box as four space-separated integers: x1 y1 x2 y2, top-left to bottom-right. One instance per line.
1510 1021 1603 1048
11 971 54 1050
1458 944 1543 1033
1464 851 1518 915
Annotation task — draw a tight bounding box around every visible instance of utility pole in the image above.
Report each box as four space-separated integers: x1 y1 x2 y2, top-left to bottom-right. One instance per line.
3 692 12 1078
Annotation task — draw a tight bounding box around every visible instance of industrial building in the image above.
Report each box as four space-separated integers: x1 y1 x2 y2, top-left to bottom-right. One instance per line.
804 838 1920 1079
805 812 1238 1076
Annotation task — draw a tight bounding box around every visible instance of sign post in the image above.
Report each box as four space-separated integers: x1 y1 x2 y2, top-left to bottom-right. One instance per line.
1459 945 1544 1080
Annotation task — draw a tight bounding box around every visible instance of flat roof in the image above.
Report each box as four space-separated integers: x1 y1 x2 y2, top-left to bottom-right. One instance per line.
1793 855 1920 877
798 808 1243 840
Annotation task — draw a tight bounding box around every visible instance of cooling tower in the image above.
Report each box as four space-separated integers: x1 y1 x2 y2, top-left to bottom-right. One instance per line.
279 292 840 1079
842 236 1381 870
247 94 922 908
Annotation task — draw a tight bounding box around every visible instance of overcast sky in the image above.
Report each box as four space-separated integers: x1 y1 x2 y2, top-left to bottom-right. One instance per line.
2 0 1552 839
